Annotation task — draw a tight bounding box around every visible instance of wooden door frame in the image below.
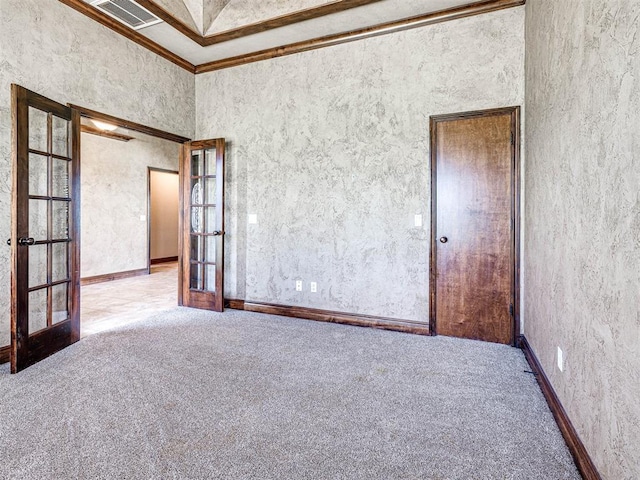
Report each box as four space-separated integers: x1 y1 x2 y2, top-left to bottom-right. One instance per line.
70 104 190 285
429 106 521 346
147 167 180 271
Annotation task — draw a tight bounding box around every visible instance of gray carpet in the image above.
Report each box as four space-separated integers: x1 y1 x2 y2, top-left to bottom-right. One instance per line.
0 308 580 479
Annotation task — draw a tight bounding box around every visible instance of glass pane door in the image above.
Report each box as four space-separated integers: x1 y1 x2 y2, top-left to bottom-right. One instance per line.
10 85 80 373
180 139 225 312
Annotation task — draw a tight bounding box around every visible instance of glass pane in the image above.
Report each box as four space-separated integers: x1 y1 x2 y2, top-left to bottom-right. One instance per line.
29 288 48 334
204 147 216 176
205 264 216 292
191 207 203 234
52 242 68 282
203 177 216 204
52 159 70 198
28 107 48 152
29 244 48 288
29 153 48 196
52 283 69 324
190 263 202 290
190 235 202 262
205 236 216 261
52 115 69 157
204 207 216 234
29 199 48 241
191 150 203 176
191 178 203 205
52 201 69 240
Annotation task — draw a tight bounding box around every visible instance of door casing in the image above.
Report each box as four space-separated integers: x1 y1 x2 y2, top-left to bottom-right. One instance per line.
429 106 521 345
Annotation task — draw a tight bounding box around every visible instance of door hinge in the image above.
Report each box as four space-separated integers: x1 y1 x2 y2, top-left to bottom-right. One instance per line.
509 304 514 316
510 132 514 145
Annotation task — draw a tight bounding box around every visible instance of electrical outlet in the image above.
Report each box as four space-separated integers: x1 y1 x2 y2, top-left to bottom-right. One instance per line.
248 214 258 224
310 282 317 293
296 280 303 291
557 347 564 372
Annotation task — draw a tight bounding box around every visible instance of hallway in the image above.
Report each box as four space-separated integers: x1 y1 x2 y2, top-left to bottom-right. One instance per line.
81 262 178 337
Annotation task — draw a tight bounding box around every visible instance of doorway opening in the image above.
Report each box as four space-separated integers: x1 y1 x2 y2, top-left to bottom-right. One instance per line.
73 106 188 337
148 167 179 267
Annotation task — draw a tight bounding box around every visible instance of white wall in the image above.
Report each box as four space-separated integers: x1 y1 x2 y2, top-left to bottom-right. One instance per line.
0 0 194 347
196 7 525 322
524 0 640 477
81 131 179 278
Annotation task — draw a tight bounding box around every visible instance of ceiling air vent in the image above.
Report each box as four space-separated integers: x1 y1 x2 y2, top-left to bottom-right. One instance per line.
91 0 163 30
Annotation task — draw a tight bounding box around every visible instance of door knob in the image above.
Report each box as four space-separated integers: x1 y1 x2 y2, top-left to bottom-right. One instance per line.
212 231 223 236
439 237 448 244
18 237 36 246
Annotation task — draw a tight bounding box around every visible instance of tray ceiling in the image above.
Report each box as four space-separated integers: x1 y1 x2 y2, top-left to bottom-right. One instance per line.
66 0 524 72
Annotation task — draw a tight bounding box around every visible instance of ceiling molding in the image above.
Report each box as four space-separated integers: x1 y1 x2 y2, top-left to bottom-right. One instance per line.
58 0 525 74
134 0 384 47
195 0 526 73
81 124 135 142
59 0 196 72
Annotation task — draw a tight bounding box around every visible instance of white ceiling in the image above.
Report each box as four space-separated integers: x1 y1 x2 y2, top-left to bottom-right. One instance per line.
80 0 490 66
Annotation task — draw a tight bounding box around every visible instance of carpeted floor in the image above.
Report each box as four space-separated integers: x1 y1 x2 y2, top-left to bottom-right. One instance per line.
0 308 580 479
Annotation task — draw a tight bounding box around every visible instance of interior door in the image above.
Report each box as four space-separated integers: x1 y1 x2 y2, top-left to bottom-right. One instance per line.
430 108 518 345
179 139 225 311
10 85 80 373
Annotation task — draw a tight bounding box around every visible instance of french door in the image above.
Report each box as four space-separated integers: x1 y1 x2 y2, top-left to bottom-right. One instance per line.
179 139 225 312
10 85 81 373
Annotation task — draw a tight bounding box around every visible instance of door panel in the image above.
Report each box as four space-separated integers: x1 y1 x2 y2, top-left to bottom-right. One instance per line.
11 85 80 373
179 139 225 312
430 109 517 345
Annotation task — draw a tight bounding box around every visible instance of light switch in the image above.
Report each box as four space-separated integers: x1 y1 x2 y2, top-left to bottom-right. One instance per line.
140 215 146 222
414 214 423 227
248 214 258 224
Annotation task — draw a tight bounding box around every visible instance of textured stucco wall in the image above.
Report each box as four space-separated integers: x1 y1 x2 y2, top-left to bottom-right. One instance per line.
81 131 179 278
0 0 194 347
196 7 525 321
524 1 640 478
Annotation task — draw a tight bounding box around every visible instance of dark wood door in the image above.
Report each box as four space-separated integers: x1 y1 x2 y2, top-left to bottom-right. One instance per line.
10 85 81 373
179 139 225 312
430 108 519 345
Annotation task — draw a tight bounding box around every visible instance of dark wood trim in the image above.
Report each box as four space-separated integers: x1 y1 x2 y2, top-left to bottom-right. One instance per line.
70 107 82 343
70 105 190 144
195 0 525 73
225 299 431 335
60 0 523 75
150 256 178 265
136 0 382 46
81 124 134 142
57 0 196 73
133 0 203 44
429 106 521 345
519 336 603 480
0 345 9 365
81 268 149 286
